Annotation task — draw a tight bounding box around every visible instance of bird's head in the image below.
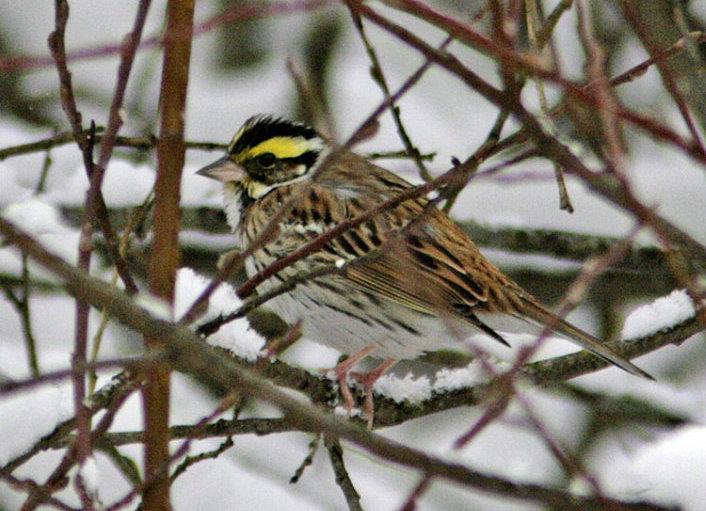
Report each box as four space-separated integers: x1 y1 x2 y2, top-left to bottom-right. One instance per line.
196 115 326 199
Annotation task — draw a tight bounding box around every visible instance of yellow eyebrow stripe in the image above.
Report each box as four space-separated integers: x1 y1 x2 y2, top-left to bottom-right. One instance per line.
246 136 310 159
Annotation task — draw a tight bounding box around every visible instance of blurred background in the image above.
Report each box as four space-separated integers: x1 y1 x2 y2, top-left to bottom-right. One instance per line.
1 1 706 509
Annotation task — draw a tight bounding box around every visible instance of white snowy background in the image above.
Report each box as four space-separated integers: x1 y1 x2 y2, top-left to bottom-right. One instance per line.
1 1 705 510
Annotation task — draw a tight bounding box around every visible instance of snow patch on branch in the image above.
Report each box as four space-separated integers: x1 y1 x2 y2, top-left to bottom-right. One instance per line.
433 361 488 393
174 267 265 362
622 289 696 340
374 373 432 404
0 383 73 466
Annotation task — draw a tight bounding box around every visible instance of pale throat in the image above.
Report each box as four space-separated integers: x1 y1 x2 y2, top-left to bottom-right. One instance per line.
223 182 247 248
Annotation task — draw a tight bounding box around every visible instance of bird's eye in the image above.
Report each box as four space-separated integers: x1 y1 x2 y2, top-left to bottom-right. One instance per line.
256 152 276 168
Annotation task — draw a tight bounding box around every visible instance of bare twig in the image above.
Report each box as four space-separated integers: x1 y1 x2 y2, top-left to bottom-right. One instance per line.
47 4 97 507
0 357 146 397
325 436 363 511
350 11 432 181
0 218 688 511
1 254 40 377
290 435 321 484
526 0 574 212
1 0 334 73
170 437 234 482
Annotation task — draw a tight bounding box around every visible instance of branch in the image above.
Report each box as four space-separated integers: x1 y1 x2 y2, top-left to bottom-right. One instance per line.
347 0 706 266
0 217 693 510
142 0 193 508
325 436 363 511
1 0 334 73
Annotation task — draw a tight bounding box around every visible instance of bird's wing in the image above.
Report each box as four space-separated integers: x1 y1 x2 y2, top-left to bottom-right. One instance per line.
313 156 523 327
312 156 652 377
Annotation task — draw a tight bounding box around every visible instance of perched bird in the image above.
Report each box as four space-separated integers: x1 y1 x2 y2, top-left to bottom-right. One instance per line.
197 115 650 420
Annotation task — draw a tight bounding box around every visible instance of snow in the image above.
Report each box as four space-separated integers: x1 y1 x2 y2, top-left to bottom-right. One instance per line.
181 166 223 208
433 361 488 393
50 159 155 207
599 426 706 510
622 289 697 340
0 162 32 205
374 373 432 404
2 197 68 234
334 405 362 418
174 267 265 362
179 231 234 251
0 198 81 279
0 383 74 466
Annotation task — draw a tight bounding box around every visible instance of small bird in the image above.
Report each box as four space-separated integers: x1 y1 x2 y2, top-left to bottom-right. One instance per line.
197 115 650 420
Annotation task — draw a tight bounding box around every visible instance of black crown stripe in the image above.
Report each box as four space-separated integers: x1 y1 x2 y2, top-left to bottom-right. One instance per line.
230 115 318 156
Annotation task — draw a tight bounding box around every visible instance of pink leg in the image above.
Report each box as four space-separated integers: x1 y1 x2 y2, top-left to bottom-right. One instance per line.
352 357 397 428
332 344 377 413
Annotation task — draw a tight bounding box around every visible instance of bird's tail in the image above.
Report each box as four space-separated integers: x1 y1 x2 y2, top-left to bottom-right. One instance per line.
519 300 654 380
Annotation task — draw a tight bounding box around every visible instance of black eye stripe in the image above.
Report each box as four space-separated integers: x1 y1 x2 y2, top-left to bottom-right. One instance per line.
281 151 319 168
246 150 319 169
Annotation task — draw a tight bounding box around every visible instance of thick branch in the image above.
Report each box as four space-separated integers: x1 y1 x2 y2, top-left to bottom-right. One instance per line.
0 217 694 510
142 0 193 508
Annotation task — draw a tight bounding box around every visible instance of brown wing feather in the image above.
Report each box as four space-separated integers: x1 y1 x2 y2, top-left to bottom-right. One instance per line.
316 151 524 321
316 152 652 378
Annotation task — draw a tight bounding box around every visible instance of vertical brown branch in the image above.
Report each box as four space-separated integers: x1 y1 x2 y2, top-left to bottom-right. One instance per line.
142 0 194 509
47 3 95 507
45 1 152 506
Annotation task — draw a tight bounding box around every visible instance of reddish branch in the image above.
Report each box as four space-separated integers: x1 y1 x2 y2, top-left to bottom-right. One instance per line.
0 217 678 511
35 1 150 508
142 0 194 509
0 0 333 73
346 0 706 265
373 0 706 165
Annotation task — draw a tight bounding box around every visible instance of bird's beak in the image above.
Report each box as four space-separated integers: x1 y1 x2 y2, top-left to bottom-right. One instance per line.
196 156 245 183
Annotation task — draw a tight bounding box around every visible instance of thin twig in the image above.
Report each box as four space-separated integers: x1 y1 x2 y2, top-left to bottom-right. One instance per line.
0 357 147 397
47 9 97 506
290 435 321 484
0 217 689 511
170 437 234 482
345 35 453 149
1 0 334 73
526 0 574 212
1 255 40 377
350 12 432 181
324 436 363 511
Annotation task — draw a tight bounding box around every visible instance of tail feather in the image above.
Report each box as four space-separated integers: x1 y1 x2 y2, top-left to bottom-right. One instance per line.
518 300 654 380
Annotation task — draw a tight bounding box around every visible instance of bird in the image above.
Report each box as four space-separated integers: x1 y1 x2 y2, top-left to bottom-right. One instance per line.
197 115 651 422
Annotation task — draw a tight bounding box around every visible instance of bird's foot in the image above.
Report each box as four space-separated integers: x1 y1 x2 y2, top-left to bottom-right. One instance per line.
350 358 397 429
329 345 377 419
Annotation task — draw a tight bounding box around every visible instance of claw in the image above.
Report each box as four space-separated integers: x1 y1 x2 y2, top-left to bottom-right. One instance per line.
351 358 397 428
330 345 376 416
